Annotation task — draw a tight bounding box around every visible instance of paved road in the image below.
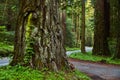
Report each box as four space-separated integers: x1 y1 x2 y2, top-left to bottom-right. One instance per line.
0 57 9 66
69 58 120 80
0 47 92 66
66 46 92 55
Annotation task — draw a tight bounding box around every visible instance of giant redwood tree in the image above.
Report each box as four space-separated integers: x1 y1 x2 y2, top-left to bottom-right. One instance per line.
113 0 120 58
10 0 70 71
93 0 110 56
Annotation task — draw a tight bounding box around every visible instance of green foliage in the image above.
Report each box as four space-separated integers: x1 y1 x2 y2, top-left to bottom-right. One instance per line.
74 70 91 80
69 52 120 65
25 14 34 63
0 27 14 57
65 18 75 47
66 0 94 47
108 38 117 57
0 66 91 80
66 47 80 51
0 31 14 44
0 42 13 57
0 0 18 30
0 26 6 31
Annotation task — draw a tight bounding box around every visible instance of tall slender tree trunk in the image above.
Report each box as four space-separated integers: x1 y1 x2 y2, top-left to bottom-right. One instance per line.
76 15 80 47
93 0 110 56
81 0 86 53
62 10 66 45
10 0 28 65
11 0 70 71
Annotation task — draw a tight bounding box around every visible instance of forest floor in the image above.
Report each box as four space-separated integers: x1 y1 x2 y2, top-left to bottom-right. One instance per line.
69 58 120 80
1 47 120 80
1 58 120 80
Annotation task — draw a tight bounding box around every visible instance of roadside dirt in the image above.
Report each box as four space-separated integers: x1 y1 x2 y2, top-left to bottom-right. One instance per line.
68 58 120 80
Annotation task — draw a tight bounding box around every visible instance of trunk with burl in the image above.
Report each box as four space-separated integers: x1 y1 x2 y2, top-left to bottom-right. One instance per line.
11 0 70 71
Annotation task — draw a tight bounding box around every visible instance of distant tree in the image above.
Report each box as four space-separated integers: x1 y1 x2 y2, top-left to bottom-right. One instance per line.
65 18 75 47
93 0 110 56
6 0 18 31
10 0 70 71
110 0 120 58
81 0 86 53
0 0 18 30
66 0 81 47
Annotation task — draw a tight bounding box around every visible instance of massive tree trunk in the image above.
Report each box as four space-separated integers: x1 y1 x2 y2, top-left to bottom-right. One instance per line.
114 0 120 58
81 0 86 53
116 35 120 58
93 0 110 56
61 10 66 45
11 0 69 71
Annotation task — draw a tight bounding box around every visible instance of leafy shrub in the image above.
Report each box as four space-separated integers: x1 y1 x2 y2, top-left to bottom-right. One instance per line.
66 47 80 51
0 31 14 44
108 38 117 57
65 18 75 47
0 28 14 57
0 42 13 57
0 26 6 31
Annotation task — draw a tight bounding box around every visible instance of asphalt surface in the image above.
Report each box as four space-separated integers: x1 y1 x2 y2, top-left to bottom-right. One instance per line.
0 46 92 66
69 58 120 80
0 57 9 66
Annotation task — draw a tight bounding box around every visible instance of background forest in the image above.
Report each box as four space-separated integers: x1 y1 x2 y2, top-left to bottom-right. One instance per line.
0 0 120 59
0 0 120 80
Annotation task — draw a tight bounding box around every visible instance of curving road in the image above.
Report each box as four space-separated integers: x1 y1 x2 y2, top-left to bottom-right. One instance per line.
0 57 9 66
0 46 92 66
69 58 120 80
1 57 120 80
0 47 120 80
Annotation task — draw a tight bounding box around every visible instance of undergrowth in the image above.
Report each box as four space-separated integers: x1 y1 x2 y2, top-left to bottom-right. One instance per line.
69 52 120 65
66 47 80 51
0 42 13 57
0 66 91 80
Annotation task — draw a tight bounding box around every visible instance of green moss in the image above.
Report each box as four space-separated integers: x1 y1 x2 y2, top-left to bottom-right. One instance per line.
26 13 32 40
25 13 35 63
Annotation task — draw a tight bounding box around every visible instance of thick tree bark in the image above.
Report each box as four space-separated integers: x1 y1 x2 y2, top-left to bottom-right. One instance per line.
11 0 69 71
116 35 120 58
93 0 110 56
10 0 29 65
62 10 66 45
115 0 120 58
81 0 86 53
